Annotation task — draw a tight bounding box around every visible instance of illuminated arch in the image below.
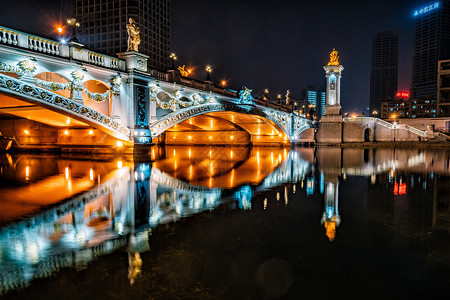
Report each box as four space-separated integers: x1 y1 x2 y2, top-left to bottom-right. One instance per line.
0 73 130 140
150 103 290 141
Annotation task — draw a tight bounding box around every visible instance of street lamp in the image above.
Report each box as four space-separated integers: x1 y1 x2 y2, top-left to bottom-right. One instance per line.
221 80 227 87
205 65 212 81
66 18 80 43
169 52 177 70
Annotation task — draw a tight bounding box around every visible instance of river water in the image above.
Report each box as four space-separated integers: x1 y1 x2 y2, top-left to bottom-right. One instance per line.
0 146 449 299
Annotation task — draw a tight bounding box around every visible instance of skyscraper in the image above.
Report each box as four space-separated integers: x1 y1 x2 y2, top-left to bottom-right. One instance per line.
369 31 398 116
73 0 171 71
411 0 450 101
302 85 326 117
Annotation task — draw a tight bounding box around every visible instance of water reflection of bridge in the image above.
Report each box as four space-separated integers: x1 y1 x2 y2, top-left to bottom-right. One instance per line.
0 147 449 294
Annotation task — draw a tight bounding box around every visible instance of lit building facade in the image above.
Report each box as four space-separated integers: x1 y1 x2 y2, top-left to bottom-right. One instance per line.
381 97 437 119
369 31 398 116
411 0 450 99
302 85 326 117
73 0 171 70
437 59 450 116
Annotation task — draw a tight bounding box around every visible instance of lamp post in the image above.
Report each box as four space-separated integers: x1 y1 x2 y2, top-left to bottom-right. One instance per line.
66 18 80 43
169 53 177 70
205 65 212 81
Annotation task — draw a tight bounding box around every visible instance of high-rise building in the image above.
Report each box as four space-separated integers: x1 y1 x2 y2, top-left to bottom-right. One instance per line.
369 31 398 116
73 0 171 71
411 0 450 101
302 85 326 117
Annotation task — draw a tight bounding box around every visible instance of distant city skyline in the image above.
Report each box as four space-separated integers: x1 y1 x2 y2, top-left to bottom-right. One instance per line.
0 0 423 113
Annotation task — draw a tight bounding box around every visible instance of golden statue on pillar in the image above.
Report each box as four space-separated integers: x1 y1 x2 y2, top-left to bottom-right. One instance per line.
328 48 340 66
127 18 141 52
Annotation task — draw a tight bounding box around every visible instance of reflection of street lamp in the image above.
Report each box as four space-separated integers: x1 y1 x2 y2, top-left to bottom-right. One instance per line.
66 18 80 43
169 53 177 70
205 65 212 81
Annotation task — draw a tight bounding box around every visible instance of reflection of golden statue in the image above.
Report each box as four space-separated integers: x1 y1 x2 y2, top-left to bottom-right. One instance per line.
128 252 143 285
178 65 189 77
328 48 340 66
127 18 141 52
324 221 336 241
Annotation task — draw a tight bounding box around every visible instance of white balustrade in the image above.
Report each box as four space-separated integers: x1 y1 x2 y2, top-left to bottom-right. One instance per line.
0 28 18 46
0 25 126 71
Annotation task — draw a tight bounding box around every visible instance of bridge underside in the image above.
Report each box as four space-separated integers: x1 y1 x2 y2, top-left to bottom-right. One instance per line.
159 111 290 146
0 92 124 148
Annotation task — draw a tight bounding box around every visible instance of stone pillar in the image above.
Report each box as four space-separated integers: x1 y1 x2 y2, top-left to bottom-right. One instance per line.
117 51 149 73
323 64 344 115
317 49 344 144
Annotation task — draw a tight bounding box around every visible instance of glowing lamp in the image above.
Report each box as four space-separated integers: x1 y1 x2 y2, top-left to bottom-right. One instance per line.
64 130 69 136
89 129 94 136
24 129 30 136
116 141 123 147
57 27 63 34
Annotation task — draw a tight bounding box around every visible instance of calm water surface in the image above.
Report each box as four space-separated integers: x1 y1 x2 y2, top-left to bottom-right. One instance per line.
0 146 449 299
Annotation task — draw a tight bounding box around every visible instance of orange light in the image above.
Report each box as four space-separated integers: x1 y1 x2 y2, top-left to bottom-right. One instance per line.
221 80 227 86
24 129 30 136
64 130 69 136
230 135 234 140
116 141 123 147
187 68 193 74
188 136 192 140
57 27 63 34
89 129 94 136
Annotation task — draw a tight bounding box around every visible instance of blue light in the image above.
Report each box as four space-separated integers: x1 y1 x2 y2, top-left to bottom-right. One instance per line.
413 2 440 17
60 39 67 44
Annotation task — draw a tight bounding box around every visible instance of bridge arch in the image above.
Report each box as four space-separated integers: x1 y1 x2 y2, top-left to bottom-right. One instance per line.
0 73 130 140
150 102 295 144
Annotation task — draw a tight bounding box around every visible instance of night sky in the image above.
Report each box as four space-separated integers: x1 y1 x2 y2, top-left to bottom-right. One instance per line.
1 0 420 113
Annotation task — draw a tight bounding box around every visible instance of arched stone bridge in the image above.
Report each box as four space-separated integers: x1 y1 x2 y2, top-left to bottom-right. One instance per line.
0 25 312 147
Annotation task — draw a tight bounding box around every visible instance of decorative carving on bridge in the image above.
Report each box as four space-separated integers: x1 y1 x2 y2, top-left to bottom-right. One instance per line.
239 86 253 105
0 74 130 139
263 109 288 130
1 60 113 103
136 86 147 128
149 84 216 111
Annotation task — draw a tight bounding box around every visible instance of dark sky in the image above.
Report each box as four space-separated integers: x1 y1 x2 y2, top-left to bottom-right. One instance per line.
1 0 419 113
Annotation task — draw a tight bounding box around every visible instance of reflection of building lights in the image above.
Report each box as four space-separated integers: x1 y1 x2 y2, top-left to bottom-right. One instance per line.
134 171 138 181
66 118 71 125
65 167 70 180
264 198 268 210
276 192 280 201
209 149 212 158
188 148 191 158
90 168 94 180
117 141 123 147
117 161 123 169
293 184 296 193
25 166 30 181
